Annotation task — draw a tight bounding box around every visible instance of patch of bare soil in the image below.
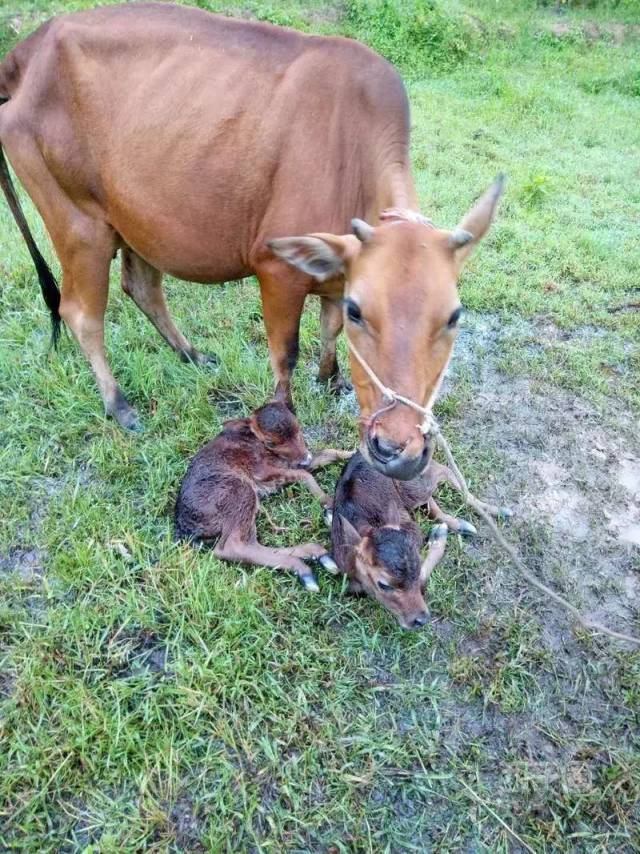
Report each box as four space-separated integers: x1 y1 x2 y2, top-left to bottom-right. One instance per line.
0 547 46 582
442 313 639 639
544 20 640 45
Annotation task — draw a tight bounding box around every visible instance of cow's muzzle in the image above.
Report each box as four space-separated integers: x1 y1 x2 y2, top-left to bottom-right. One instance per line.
365 433 432 480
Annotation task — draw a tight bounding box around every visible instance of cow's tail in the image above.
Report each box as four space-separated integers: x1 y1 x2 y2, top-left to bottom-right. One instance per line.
0 133 61 347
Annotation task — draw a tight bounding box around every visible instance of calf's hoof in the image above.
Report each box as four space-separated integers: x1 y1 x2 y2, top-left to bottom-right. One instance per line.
498 507 514 520
317 553 338 574
456 519 477 537
300 573 320 593
323 507 334 528
429 523 449 542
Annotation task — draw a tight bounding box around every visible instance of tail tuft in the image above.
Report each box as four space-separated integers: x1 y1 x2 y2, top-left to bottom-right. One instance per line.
33 251 62 348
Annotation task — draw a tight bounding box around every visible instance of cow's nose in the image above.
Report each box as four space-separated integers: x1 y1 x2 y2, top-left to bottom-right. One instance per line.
411 612 429 630
367 434 403 464
365 432 432 480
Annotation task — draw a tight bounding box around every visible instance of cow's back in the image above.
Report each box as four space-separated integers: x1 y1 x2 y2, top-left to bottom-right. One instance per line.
0 4 412 282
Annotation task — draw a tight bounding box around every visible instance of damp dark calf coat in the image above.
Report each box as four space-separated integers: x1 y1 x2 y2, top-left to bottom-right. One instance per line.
329 450 490 628
175 401 348 590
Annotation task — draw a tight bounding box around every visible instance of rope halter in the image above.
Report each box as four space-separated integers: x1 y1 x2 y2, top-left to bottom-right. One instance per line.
346 337 439 439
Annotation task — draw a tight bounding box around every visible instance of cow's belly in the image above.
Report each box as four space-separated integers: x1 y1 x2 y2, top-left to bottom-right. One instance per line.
108 191 255 284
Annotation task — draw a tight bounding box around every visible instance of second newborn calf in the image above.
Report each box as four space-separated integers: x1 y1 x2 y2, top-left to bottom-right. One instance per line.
331 451 491 629
175 400 349 590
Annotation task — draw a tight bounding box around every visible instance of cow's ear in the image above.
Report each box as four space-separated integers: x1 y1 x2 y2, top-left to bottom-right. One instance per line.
268 233 360 282
450 174 506 266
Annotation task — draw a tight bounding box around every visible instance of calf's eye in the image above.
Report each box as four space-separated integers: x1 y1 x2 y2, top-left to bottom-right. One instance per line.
377 580 393 592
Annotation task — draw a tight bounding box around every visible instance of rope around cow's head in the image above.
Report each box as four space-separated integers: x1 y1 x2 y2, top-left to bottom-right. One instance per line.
344 334 640 647
347 337 437 438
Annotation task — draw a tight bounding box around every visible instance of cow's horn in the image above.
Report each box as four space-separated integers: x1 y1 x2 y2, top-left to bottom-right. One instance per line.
448 228 474 249
351 218 374 243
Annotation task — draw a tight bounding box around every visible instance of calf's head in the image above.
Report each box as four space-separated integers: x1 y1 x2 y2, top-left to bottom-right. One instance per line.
249 401 311 467
338 516 431 630
269 176 504 479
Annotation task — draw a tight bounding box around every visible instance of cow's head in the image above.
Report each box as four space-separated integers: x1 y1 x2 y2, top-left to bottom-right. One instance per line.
269 176 504 479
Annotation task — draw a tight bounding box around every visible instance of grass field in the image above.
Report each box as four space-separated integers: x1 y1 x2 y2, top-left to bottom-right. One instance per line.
1 0 639 850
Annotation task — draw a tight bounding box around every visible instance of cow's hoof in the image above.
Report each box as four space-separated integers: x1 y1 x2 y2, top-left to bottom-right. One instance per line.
328 374 353 395
110 392 143 432
197 352 218 368
498 507 514 520
429 523 448 542
456 519 477 537
317 553 339 574
300 573 320 593
323 507 333 528
181 349 218 368
119 409 143 432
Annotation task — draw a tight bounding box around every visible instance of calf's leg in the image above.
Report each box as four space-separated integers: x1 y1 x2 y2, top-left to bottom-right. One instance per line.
428 462 513 521
420 523 448 590
214 535 325 592
427 497 476 537
308 449 353 470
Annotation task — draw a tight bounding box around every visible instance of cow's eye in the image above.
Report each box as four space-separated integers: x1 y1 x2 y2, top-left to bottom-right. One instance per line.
345 298 363 325
448 307 462 328
377 580 393 592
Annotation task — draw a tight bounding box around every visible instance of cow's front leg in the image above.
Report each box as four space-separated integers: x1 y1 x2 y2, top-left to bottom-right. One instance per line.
318 297 351 393
256 260 307 409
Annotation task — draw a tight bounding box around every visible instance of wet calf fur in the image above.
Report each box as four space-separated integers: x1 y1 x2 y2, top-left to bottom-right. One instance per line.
331 451 486 629
175 401 349 590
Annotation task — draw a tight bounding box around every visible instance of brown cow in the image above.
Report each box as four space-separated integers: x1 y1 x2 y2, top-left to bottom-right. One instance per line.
0 3 503 479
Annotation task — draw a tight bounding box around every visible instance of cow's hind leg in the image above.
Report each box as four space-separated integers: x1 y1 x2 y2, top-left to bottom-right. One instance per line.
121 247 216 366
1 129 138 430
59 223 142 430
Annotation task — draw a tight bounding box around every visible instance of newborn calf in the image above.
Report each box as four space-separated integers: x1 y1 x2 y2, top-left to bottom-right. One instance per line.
175 401 349 590
331 451 490 629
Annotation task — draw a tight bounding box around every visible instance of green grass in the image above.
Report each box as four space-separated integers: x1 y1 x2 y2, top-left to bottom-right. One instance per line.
2 0 640 850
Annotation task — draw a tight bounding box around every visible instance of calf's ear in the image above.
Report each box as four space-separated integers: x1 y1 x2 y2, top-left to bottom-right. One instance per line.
338 515 362 549
268 233 360 282
450 173 506 266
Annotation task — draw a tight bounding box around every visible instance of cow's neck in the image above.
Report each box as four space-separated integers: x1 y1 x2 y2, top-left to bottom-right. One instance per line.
368 163 418 224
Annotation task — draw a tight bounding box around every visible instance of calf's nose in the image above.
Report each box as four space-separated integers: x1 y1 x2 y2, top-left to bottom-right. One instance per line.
410 611 429 630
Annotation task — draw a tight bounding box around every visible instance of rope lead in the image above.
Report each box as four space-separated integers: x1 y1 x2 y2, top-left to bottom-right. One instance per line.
345 336 640 646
